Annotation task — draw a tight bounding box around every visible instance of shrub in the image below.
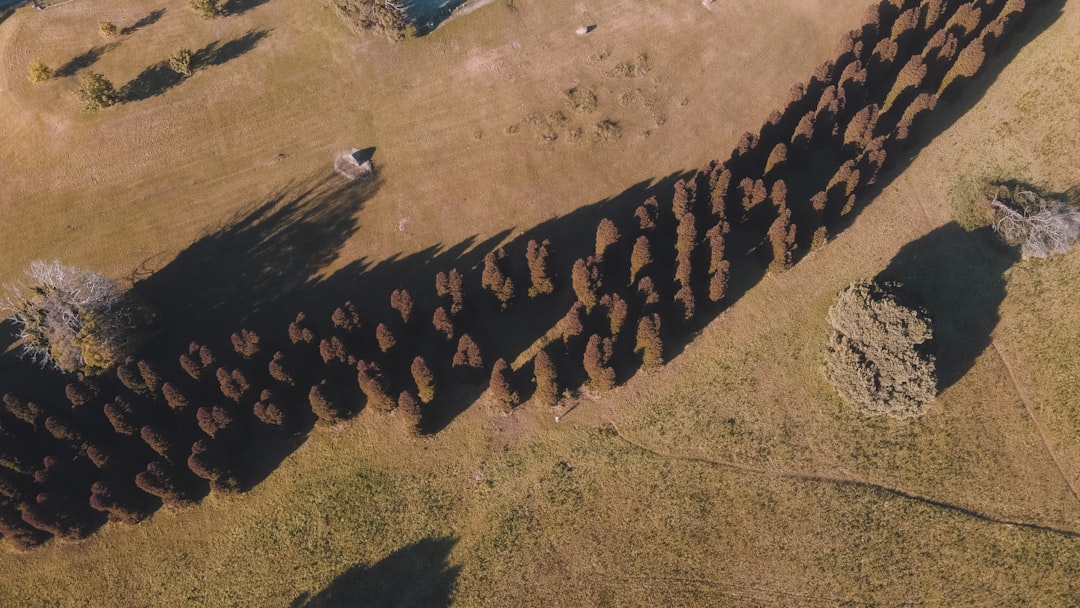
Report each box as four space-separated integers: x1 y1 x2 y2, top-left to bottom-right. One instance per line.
525 239 555 297
390 289 413 324
189 0 223 20
168 49 193 76
411 356 436 404
532 349 560 408
635 314 663 369
28 61 52 83
583 335 615 391
99 21 118 38
488 358 519 413
825 280 936 418
75 72 121 111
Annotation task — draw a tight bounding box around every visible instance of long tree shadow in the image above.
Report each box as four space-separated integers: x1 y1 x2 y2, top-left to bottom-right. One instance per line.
120 8 165 35
292 537 459 608
193 29 270 68
222 0 270 16
875 224 1018 392
54 44 118 78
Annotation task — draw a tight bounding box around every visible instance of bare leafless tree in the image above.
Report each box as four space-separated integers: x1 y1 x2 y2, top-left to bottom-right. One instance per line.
989 189 1080 258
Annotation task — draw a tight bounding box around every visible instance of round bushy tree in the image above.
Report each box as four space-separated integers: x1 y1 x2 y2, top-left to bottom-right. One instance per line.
825 280 937 419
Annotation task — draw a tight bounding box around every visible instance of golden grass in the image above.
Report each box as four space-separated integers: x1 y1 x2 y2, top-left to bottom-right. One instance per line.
0 0 1078 606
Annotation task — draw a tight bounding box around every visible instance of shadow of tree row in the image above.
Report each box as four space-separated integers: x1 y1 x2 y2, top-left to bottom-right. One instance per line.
0 0 1065 549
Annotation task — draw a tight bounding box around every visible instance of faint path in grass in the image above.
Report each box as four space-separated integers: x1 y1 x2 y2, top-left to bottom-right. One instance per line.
991 341 1080 506
606 422 1080 540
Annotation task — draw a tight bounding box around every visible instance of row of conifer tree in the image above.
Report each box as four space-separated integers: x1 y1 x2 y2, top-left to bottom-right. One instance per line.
0 0 1034 549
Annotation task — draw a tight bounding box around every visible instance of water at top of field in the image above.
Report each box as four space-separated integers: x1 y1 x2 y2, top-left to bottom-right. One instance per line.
403 0 469 30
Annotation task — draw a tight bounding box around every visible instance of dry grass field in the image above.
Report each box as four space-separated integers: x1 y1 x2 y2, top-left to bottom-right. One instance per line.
0 0 1078 606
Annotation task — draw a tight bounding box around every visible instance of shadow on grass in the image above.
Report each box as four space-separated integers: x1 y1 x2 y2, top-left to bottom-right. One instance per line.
122 30 270 102
120 8 165 35
223 0 271 16
292 537 459 608
54 43 118 78
875 224 1018 392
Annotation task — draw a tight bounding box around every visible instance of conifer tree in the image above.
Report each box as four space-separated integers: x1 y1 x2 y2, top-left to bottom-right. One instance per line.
895 93 937 141
583 335 615 391
810 192 829 249
196 405 236 439
288 313 317 344
253 389 291 430
216 367 250 402
601 293 628 339
532 349 560 408
89 480 151 525
432 306 455 341
134 461 196 509
411 356 436 404
635 314 664 369
675 285 696 321
637 276 660 306
883 55 927 112
890 7 920 43
2 393 44 427
104 397 138 435
117 359 147 395
945 2 982 41
869 38 899 76
488 358 519 413
595 218 621 257
764 143 787 177
708 167 732 219
843 104 880 151
767 208 797 274
332 301 362 332
924 0 949 31
179 342 215 381
708 261 731 304
525 239 555 297
675 250 693 288
188 439 240 492
739 179 768 215
672 179 696 219
629 235 653 285
557 302 586 347
319 336 353 366
675 212 698 255
705 222 729 275
838 60 868 103
731 131 757 161
0 507 49 549
309 381 346 423
634 202 658 231
446 268 465 315
65 382 94 408
357 360 395 412
268 351 296 386
481 249 515 310
390 289 414 324
571 256 602 313
397 391 423 436
140 425 175 460
452 335 483 375
230 329 261 359
375 323 397 353
137 360 162 394
939 38 986 96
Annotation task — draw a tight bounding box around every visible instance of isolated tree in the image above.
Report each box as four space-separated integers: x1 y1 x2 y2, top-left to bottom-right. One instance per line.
390 289 413 324
767 208 797 274
189 0 223 20
397 391 423 436
331 301 361 333
635 314 664 369
594 218 621 258
309 381 347 423
629 235 653 285
432 306 455 341
411 356 436 403
28 61 52 83
452 334 483 375
75 72 121 111
357 360 395 412
601 293 628 339
196 404 236 438
288 312 317 344
571 256 602 313
231 328 261 359
525 239 555 297
4 260 148 375
375 323 396 353
488 358 519 413
268 351 296 386
168 49 193 76
583 335 615 391
825 280 937 418
532 349 560 408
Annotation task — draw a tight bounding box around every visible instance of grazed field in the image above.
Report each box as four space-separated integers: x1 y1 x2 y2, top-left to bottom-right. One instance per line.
0 0 1078 606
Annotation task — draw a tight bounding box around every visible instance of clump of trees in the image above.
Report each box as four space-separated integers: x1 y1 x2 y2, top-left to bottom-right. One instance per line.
3 261 151 375
825 280 937 419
